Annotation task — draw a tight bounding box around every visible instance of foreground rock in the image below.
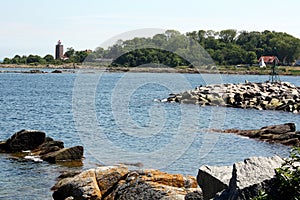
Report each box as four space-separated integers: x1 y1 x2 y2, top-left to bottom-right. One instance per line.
0 129 83 163
198 156 284 200
165 81 300 113
211 123 300 147
52 165 202 200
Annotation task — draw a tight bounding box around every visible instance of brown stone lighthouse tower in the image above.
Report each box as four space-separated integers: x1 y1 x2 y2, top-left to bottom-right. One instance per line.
55 40 64 59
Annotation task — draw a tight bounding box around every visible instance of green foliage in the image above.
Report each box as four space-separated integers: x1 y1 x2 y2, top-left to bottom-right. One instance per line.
275 147 300 199
253 147 300 200
3 29 300 67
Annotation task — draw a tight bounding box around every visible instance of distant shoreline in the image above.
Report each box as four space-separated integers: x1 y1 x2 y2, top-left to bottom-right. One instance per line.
1 63 300 76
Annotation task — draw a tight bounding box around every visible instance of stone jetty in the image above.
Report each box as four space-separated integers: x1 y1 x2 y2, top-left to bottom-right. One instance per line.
166 81 300 113
52 165 202 200
0 129 83 163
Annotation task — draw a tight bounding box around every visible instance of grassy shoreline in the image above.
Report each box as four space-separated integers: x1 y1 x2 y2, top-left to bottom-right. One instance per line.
1 63 300 76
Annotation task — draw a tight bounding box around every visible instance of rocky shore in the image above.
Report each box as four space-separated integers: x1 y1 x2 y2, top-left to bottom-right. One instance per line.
0 129 83 163
51 155 287 200
52 165 202 200
211 123 300 147
165 81 300 113
0 128 295 199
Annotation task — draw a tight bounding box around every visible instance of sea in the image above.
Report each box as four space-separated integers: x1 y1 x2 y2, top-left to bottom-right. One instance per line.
0 68 299 199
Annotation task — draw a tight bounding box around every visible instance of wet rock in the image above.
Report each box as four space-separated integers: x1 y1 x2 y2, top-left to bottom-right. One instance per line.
260 123 295 134
211 123 300 147
32 140 64 155
4 130 46 152
0 130 84 163
41 146 83 163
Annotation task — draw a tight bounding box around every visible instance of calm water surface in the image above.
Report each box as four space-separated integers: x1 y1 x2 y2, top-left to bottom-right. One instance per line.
0 70 299 199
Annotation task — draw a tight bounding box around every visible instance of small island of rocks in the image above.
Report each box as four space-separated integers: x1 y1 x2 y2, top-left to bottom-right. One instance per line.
165 81 300 113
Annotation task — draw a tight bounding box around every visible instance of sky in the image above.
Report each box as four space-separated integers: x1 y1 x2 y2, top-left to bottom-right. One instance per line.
1 0 300 60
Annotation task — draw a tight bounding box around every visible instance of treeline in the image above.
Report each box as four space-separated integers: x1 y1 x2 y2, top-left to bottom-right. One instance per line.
89 29 300 67
3 29 300 67
2 48 91 65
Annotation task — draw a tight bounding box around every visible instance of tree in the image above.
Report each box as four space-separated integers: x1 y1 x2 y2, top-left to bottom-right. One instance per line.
245 51 257 65
11 55 21 64
26 55 45 64
64 47 75 58
219 29 237 43
3 58 11 64
43 54 54 63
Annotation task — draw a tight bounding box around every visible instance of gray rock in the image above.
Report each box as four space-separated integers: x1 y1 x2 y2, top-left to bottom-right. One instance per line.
216 156 284 200
197 165 233 200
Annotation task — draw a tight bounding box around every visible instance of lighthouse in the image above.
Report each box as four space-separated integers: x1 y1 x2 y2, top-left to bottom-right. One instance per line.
55 40 64 59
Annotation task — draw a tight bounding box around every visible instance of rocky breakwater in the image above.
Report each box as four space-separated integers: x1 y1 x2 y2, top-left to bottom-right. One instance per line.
212 123 300 147
52 165 203 200
166 81 300 113
0 129 83 163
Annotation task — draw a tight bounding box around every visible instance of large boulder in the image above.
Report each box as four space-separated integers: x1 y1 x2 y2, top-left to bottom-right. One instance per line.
111 169 200 200
4 130 46 152
197 165 232 200
203 156 284 200
41 146 83 163
52 166 202 200
53 168 103 200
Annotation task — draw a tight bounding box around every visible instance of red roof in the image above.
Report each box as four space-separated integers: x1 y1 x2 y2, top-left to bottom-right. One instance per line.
258 56 279 64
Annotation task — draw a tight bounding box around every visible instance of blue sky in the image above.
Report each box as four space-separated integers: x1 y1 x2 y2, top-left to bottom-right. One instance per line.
1 0 299 60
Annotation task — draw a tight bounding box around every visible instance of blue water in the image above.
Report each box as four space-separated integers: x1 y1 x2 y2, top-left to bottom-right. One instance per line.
0 70 299 199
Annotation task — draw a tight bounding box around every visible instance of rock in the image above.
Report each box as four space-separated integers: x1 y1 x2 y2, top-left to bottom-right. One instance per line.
4 130 46 152
164 81 300 113
52 70 63 73
215 156 284 200
52 166 202 200
53 169 102 200
211 123 300 147
185 191 204 200
0 141 8 152
32 140 64 155
95 165 129 196
197 165 233 200
260 123 296 134
0 130 84 163
41 146 83 163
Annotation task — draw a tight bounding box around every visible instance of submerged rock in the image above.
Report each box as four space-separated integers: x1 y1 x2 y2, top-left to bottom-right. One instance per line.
52 165 202 200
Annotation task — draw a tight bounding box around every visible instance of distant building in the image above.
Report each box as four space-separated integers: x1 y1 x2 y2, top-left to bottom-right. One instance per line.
55 40 64 59
258 56 280 67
